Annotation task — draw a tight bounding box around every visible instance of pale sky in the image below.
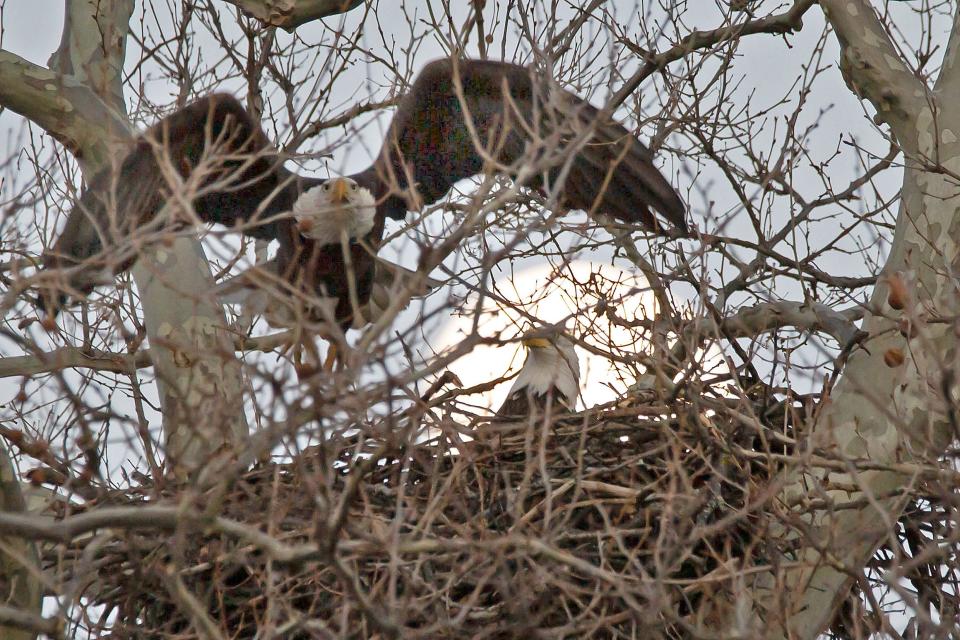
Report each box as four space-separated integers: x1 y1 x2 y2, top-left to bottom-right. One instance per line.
4 0 938 433
0 0 946 634
0 0 909 423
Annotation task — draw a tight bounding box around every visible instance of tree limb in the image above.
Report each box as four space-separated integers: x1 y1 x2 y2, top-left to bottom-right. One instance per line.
0 5 140 634
610 0 817 113
160 569 228 640
716 301 865 346
0 442 42 640
222 0 364 30
727 4 960 638
0 605 61 640
39 0 251 478
0 50 128 173
819 0 928 149
47 0 130 113
131 239 250 476
0 331 293 379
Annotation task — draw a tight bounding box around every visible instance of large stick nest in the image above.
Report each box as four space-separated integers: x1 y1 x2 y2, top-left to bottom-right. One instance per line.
38 380 956 639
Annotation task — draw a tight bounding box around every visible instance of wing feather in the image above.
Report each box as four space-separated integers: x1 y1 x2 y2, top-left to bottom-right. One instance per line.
365 59 686 232
40 94 306 312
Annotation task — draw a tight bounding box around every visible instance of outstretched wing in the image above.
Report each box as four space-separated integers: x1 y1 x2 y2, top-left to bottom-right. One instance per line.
360 58 686 232
39 94 308 312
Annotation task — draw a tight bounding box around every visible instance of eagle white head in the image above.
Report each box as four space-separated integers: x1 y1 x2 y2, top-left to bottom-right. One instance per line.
293 176 377 245
506 333 581 409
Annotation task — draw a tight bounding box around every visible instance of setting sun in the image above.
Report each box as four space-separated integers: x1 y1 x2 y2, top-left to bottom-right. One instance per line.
432 260 658 412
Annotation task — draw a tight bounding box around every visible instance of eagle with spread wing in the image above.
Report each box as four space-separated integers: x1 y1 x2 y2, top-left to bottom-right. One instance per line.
37 58 686 364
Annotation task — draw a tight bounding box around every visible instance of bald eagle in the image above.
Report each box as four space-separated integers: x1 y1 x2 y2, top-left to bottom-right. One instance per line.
37 58 686 342
495 334 580 418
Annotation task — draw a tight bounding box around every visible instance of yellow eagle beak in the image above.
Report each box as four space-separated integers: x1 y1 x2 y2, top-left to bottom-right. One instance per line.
522 337 552 349
330 178 349 203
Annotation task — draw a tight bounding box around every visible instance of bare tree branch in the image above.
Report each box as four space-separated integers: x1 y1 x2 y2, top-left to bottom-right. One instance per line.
0 6 140 633
717 301 865 346
0 442 42 640
0 605 61 640
222 0 363 30
47 0 130 114
161 569 228 640
131 239 250 476
42 0 250 477
610 0 817 113
819 0 928 148
0 331 292 379
730 4 960 638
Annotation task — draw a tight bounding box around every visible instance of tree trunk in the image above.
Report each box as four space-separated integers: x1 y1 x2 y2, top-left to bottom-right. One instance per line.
728 2 960 637
45 0 251 478
0 443 41 640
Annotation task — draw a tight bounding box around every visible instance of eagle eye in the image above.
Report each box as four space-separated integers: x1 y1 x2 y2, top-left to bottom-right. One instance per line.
323 183 330 191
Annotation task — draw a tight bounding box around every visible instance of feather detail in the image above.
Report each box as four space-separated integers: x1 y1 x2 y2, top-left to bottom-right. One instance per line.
292 182 376 246
41 58 685 325
495 338 580 418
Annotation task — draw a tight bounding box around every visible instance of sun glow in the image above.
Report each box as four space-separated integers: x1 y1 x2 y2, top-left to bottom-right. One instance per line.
432 260 659 412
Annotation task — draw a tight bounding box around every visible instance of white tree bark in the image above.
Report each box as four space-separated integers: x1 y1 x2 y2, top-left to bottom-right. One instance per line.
0 50 128 174
0 1 140 633
731 2 960 637
47 0 129 121
43 0 251 477
223 0 363 30
3 0 374 478
131 240 249 477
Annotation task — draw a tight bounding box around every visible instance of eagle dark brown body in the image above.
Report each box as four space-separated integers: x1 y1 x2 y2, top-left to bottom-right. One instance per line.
494 386 574 419
276 226 379 327
38 58 687 330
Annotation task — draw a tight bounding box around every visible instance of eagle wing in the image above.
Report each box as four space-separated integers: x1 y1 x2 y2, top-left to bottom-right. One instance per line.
39 94 307 312
364 58 687 232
